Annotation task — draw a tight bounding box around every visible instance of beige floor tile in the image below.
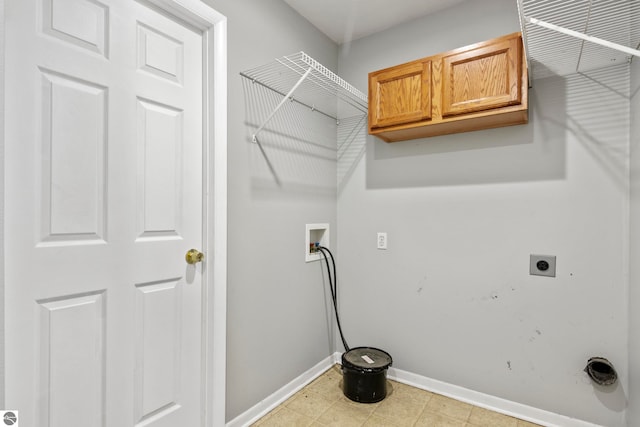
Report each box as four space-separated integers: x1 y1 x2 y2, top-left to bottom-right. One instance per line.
251 407 279 426
372 382 432 426
285 389 335 419
324 364 344 380
305 375 344 402
310 365 341 386
467 407 518 427
425 395 473 422
253 406 315 427
252 366 544 427
373 400 426 426
316 400 372 426
337 393 381 415
363 413 400 426
415 410 467 427
516 420 543 427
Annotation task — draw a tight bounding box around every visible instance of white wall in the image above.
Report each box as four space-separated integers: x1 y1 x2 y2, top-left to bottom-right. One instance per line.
200 0 340 421
628 57 640 425
337 1 630 425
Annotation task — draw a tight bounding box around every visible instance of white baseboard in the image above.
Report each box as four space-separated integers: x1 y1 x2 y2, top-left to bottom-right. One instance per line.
227 351 602 427
225 354 335 427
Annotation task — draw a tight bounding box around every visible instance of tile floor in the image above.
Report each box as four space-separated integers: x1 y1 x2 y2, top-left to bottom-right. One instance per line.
252 365 542 427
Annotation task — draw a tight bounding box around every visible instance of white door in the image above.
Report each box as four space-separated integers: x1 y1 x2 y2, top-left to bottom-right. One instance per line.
5 0 207 425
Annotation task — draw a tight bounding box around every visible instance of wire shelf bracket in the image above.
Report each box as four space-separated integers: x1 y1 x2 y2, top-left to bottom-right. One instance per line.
251 67 312 142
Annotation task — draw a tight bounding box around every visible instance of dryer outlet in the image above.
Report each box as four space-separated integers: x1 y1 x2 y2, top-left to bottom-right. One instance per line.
530 254 556 277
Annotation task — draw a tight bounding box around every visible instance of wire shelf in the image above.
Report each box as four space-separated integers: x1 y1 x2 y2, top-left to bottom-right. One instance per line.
240 51 368 123
518 0 640 81
240 52 368 187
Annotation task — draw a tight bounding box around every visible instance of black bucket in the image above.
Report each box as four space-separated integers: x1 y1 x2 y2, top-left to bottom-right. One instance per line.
341 347 392 403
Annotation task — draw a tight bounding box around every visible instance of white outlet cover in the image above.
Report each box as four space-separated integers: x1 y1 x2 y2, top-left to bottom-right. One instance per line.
377 232 387 250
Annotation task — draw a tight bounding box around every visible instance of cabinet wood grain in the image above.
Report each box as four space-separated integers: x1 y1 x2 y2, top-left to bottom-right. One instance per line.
369 60 431 129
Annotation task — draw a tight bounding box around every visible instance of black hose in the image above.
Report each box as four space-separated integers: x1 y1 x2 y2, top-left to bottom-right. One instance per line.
317 246 350 352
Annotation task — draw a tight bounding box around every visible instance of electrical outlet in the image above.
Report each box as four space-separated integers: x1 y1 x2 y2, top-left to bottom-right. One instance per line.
530 254 556 277
377 232 387 250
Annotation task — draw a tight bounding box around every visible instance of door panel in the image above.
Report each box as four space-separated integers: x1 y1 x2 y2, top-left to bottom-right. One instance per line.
37 291 106 427
42 0 109 57
137 23 183 84
136 98 184 238
134 280 182 424
5 0 204 426
39 69 108 243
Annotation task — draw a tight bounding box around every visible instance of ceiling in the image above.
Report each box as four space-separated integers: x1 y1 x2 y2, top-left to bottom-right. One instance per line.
282 0 468 44
282 0 640 80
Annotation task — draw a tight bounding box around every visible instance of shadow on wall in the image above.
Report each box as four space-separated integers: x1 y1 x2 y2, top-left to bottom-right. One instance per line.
338 114 368 193
591 376 627 414
364 73 564 189
361 63 630 191
240 64 630 194
241 77 338 199
566 65 631 192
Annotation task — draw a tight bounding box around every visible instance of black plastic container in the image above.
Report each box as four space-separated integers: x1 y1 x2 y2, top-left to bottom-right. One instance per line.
341 347 392 403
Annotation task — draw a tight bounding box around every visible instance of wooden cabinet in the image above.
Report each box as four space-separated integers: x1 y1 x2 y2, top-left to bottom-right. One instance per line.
368 32 528 142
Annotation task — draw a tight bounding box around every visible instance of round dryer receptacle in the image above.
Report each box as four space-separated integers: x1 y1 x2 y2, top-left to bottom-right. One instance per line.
536 260 549 271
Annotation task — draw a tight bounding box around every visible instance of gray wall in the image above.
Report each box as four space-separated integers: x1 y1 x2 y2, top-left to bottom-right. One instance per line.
203 0 635 424
337 1 630 426
629 57 640 425
201 0 339 421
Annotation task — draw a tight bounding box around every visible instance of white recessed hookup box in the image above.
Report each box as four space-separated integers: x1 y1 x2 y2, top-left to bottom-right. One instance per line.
306 223 329 262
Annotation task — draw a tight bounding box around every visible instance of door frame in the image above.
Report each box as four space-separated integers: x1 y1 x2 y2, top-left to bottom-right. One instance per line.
0 0 228 425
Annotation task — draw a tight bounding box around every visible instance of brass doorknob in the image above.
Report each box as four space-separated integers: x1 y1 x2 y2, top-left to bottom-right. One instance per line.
185 249 204 265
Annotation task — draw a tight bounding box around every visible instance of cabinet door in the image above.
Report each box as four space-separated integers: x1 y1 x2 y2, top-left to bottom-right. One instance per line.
369 60 431 129
441 35 522 117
